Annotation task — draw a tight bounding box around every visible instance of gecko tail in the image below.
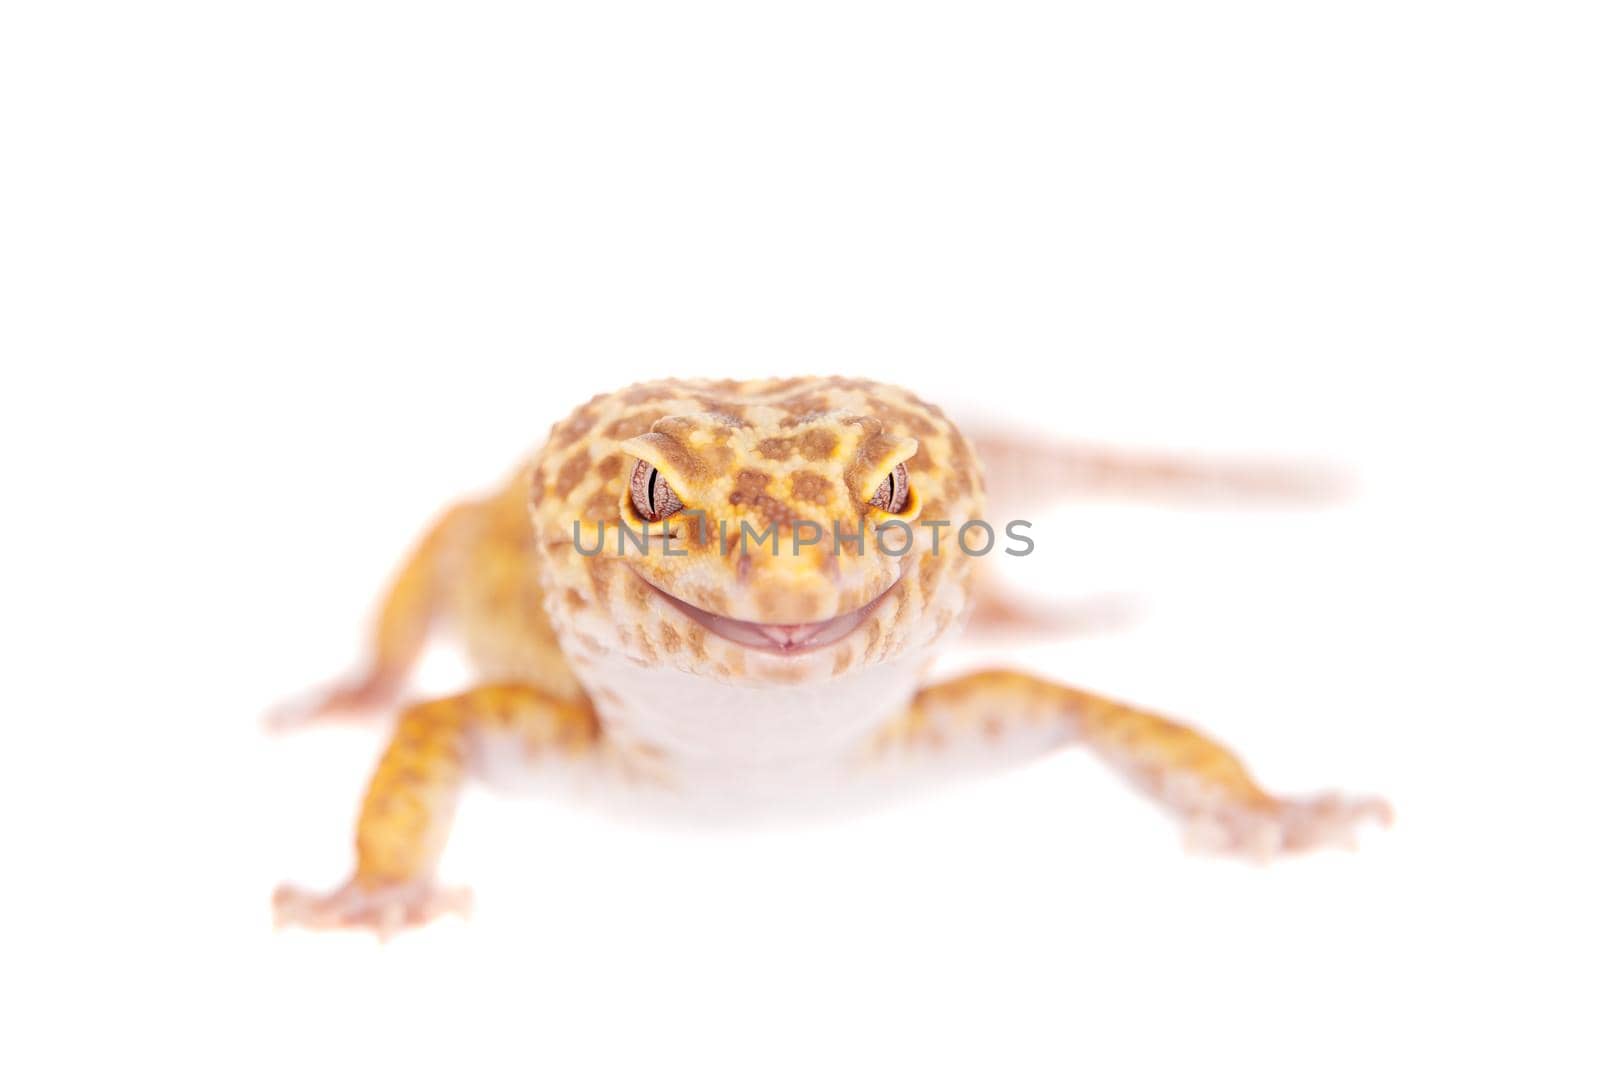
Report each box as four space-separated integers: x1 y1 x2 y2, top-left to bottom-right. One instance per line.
969 428 1349 511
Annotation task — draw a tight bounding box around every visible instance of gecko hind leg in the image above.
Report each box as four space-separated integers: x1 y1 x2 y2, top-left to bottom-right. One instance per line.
274 683 600 936
964 578 1140 642
266 499 481 731
879 670 1390 857
971 430 1348 513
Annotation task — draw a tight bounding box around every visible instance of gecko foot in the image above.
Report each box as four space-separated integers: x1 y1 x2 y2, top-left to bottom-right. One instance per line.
264 672 400 733
1183 792 1393 859
273 879 473 937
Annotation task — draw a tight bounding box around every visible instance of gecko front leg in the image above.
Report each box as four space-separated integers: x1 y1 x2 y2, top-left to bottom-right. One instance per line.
878 670 1390 856
274 684 599 936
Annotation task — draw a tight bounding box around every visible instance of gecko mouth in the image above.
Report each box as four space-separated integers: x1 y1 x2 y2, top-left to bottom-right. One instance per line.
629 569 898 655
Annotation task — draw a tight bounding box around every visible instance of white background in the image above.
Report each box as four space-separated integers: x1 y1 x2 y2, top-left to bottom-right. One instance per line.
3 2 1597 1064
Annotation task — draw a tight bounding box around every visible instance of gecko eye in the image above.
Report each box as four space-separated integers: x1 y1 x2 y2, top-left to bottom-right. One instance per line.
869 462 910 514
630 461 684 522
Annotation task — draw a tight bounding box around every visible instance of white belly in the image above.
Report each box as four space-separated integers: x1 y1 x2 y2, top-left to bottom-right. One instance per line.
471 649 935 820
470 629 1079 824
590 647 927 796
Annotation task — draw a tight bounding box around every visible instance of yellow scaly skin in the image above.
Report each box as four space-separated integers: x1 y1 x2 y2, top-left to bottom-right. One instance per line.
273 377 1389 936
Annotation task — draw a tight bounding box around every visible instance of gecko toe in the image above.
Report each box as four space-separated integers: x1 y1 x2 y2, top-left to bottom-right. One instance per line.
273 880 472 936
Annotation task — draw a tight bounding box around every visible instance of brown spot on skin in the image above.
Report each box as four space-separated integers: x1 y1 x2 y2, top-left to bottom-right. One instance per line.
789 470 833 506
555 451 592 498
833 646 854 676
749 378 804 396
587 560 612 600
797 428 839 461
754 437 796 461
596 454 623 480
661 624 682 654
754 585 781 618
933 416 962 454
781 401 831 422
729 468 771 501
583 486 617 521
565 588 587 609
944 466 969 498
618 385 678 406
603 409 668 440
816 550 841 582
899 410 940 438
729 468 802 527
680 510 714 550
700 400 751 426
856 432 900 471
863 617 883 659
766 663 810 684
549 411 599 450
686 625 707 661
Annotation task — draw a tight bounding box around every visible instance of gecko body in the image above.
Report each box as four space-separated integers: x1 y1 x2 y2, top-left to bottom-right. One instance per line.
275 377 1387 934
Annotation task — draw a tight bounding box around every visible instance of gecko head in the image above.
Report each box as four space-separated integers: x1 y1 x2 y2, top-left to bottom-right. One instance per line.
532 378 986 685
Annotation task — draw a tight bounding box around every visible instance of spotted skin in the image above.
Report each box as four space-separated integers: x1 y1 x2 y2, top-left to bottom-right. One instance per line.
273 377 1389 934
531 378 979 687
